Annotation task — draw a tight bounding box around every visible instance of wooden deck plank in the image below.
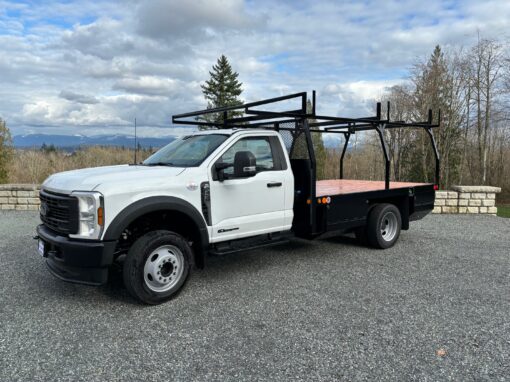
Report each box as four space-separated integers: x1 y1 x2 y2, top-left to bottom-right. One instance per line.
316 179 430 197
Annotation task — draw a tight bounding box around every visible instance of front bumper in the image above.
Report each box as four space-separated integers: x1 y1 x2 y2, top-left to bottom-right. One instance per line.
36 224 117 285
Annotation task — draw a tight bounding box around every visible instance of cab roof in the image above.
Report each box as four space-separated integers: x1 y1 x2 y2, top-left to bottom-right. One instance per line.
190 128 277 136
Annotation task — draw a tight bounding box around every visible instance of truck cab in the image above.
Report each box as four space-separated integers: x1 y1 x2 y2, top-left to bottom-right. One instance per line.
36 92 439 304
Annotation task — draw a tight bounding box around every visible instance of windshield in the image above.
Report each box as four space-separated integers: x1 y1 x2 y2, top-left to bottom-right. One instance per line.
143 134 228 167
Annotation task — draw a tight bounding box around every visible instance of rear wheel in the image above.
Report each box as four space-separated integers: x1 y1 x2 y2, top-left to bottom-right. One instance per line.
367 204 401 249
123 230 192 304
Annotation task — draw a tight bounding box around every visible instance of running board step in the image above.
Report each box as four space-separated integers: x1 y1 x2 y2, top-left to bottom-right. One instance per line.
209 231 293 256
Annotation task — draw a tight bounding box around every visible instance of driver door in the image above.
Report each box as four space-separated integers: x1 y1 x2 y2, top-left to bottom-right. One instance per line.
208 136 286 242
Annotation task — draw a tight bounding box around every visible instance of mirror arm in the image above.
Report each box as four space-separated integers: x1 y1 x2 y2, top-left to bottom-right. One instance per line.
215 162 232 182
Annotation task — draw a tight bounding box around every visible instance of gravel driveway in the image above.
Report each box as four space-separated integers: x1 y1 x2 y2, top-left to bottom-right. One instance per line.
0 211 509 381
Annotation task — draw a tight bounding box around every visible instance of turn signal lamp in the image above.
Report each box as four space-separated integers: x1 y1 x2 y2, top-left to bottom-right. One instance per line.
97 207 104 226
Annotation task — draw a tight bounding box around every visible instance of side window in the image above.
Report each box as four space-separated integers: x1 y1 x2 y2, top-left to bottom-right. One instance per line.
219 137 275 176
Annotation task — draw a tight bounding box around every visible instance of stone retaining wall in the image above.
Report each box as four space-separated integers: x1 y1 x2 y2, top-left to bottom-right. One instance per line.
0 184 503 215
0 184 40 211
433 185 501 215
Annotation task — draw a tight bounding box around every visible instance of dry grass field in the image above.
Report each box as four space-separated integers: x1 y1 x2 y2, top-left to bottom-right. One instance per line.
7 144 386 185
5 143 509 206
7 147 152 184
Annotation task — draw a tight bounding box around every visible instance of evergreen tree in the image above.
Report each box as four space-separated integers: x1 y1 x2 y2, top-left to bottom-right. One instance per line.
199 55 243 129
0 118 13 183
41 143 57 153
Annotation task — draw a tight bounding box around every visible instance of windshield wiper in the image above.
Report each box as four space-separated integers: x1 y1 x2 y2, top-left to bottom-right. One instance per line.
143 162 175 167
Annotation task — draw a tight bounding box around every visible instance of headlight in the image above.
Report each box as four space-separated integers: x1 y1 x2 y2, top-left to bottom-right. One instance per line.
69 191 104 240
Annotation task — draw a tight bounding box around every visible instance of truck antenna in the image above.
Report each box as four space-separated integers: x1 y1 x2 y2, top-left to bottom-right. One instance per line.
134 117 137 164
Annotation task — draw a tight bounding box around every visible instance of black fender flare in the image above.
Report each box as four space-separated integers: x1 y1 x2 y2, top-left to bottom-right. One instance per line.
103 196 209 268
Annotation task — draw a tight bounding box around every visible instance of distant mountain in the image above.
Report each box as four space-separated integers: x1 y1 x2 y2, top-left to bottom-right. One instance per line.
13 134 176 149
13 132 352 151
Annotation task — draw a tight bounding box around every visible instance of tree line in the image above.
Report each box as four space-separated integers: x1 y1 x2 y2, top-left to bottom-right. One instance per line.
0 118 13 183
200 49 509 199
379 38 509 196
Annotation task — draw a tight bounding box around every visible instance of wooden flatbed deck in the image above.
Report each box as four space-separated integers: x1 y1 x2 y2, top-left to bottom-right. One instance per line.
316 179 430 197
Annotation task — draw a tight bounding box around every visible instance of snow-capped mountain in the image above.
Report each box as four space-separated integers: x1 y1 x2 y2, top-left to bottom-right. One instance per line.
13 134 176 149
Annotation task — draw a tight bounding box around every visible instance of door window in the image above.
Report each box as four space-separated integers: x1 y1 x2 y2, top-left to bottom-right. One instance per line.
219 137 275 176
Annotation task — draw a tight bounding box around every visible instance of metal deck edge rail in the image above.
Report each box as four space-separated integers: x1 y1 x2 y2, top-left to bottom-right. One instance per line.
172 91 441 234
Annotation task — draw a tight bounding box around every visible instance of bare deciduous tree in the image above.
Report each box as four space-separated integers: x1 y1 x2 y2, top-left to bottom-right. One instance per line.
467 37 504 184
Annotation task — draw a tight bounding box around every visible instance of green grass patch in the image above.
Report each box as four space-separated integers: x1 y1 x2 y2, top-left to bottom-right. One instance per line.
497 205 510 218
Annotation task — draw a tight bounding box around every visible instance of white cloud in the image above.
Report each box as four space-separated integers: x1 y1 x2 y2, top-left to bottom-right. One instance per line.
22 97 124 126
323 80 400 101
112 76 177 96
321 80 402 116
0 0 509 137
61 18 134 60
135 0 264 41
236 57 271 75
59 90 99 104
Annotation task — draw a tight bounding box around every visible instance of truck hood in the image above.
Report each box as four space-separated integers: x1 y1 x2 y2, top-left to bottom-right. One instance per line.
42 165 185 194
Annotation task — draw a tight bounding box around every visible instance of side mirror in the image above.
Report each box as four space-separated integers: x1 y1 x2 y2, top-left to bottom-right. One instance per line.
234 151 256 178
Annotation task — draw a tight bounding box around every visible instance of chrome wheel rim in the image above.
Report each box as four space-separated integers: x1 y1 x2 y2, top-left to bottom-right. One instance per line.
380 211 398 242
143 245 184 293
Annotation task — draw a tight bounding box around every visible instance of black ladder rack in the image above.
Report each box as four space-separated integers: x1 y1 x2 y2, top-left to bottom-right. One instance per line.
172 90 441 190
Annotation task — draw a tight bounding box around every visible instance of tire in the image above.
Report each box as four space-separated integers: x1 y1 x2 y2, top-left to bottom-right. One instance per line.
367 204 402 249
123 230 192 304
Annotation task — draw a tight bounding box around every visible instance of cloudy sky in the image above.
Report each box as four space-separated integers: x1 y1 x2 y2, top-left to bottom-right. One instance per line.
1 0 509 137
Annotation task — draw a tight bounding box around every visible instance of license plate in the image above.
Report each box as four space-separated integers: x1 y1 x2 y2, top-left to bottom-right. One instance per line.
38 240 46 257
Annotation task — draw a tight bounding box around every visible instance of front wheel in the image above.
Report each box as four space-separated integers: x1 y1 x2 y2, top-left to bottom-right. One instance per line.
123 230 192 304
367 204 402 249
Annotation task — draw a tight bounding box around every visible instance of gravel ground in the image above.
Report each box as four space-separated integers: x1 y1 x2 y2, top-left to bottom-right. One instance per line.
0 211 509 381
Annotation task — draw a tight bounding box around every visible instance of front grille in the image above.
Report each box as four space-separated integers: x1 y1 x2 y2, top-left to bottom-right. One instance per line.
39 189 79 235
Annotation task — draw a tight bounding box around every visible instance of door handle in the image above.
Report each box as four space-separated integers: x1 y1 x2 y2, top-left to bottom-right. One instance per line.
267 182 282 188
